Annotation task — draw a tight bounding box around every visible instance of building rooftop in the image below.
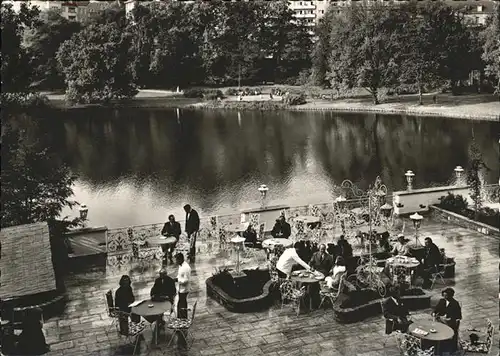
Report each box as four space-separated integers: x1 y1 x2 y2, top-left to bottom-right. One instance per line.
0 222 57 299
40 218 498 356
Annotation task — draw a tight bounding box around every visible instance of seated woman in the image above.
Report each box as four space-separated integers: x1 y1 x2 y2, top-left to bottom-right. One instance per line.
243 224 261 248
324 256 346 289
16 308 50 355
115 275 135 313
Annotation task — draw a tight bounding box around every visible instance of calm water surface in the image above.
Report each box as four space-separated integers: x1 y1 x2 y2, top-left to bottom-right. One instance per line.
43 108 498 228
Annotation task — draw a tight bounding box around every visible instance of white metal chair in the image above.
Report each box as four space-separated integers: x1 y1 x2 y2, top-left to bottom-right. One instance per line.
164 300 198 349
395 333 434 356
318 274 345 309
280 279 306 316
115 311 148 356
104 290 120 332
459 318 494 355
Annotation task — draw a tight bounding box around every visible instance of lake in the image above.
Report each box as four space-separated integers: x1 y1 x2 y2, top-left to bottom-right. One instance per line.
42 108 498 228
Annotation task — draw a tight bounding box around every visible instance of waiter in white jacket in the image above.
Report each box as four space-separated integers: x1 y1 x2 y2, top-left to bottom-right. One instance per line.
276 242 313 278
174 253 191 319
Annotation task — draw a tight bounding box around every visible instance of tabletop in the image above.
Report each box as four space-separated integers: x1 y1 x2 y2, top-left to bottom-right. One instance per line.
225 223 248 233
230 236 246 244
131 300 172 317
262 238 293 249
358 225 388 235
409 320 454 342
147 236 177 245
350 207 366 215
290 270 325 284
295 215 321 224
386 257 420 268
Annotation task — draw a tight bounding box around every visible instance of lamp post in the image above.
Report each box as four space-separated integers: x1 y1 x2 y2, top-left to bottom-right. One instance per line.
258 184 269 207
230 236 246 275
79 204 88 227
405 170 415 191
454 166 464 185
409 212 423 246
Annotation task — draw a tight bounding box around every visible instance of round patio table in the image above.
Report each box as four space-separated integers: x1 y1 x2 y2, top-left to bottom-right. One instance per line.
132 299 172 346
295 215 320 225
225 223 248 234
262 238 293 249
386 257 420 287
358 225 388 235
147 236 177 246
290 270 325 311
409 320 454 354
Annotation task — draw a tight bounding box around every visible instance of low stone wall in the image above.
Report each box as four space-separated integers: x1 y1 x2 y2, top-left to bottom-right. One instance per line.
206 277 273 313
332 290 431 323
429 205 500 238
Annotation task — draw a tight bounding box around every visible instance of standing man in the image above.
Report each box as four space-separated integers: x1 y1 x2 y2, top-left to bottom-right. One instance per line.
271 216 291 239
184 204 200 262
276 242 313 278
161 214 181 264
432 288 462 353
174 253 191 319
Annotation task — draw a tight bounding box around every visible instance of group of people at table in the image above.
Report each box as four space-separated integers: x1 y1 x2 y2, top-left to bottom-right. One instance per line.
112 252 192 346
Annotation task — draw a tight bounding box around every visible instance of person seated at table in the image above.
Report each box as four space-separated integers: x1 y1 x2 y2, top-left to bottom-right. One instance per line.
383 286 412 333
16 308 50 355
243 223 261 248
326 243 338 260
150 269 176 303
276 242 313 278
432 287 462 352
420 237 442 288
391 234 411 256
379 234 391 253
271 216 291 239
337 235 353 258
309 244 333 276
161 214 181 263
115 275 135 314
324 256 346 289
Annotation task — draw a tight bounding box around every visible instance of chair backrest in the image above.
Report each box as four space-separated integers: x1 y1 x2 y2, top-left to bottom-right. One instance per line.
258 223 266 240
190 300 198 324
295 220 305 235
249 213 260 227
396 333 426 356
280 279 294 298
485 318 494 350
105 290 114 312
131 242 139 258
209 216 218 232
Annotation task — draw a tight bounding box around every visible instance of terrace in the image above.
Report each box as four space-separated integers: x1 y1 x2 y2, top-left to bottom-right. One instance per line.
38 215 498 356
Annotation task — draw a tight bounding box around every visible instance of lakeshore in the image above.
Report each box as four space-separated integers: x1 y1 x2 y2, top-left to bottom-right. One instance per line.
44 89 500 121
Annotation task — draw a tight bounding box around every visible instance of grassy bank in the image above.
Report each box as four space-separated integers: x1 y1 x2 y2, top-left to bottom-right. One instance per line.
44 88 500 121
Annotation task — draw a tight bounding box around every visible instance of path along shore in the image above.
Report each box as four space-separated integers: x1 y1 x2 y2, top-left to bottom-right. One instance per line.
47 89 500 121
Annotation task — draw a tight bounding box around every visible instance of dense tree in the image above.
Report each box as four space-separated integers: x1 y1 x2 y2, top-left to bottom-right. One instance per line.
325 3 406 104
25 9 81 90
311 7 337 87
399 2 447 104
1 2 41 92
57 22 138 104
1 122 77 228
482 4 500 96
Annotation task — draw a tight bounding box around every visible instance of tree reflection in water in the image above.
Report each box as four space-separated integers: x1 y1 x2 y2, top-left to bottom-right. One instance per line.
12 108 499 227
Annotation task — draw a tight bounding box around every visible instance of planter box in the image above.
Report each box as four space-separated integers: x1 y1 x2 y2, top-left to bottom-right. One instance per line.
430 205 500 238
332 290 431 323
206 274 273 313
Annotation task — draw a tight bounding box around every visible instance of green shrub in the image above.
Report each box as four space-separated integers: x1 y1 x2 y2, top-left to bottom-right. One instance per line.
225 88 239 96
438 193 468 214
0 92 50 110
183 88 204 98
284 93 306 106
203 89 224 101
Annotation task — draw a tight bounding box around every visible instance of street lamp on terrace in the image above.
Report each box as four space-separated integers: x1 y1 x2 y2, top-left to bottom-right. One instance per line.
79 204 88 226
409 212 423 246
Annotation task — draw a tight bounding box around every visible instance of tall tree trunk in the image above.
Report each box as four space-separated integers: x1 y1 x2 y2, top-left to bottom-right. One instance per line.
418 84 423 105
371 87 379 105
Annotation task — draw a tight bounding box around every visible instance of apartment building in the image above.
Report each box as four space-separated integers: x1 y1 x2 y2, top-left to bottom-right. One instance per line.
5 0 119 21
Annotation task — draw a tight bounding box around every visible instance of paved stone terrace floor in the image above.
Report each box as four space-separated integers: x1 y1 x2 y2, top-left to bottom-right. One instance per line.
43 219 499 356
